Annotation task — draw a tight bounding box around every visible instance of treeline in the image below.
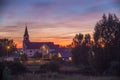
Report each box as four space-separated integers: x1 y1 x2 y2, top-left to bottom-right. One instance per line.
72 13 120 75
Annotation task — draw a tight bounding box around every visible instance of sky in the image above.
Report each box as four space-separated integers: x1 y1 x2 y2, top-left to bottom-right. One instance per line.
0 0 120 48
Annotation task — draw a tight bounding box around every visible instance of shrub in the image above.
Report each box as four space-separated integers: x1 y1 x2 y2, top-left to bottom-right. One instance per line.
39 62 59 73
2 67 11 80
0 62 6 80
8 62 26 75
105 61 120 76
0 61 26 76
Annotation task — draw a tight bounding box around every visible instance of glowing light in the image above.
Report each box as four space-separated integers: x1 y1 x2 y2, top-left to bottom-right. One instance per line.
6 46 10 50
101 44 105 48
58 53 62 58
69 57 72 61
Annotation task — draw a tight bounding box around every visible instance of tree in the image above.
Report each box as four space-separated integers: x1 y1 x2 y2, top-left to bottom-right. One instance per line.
94 13 120 47
0 38 17 57
92 13 120 74
72 33 91 65
72 33 83 47
84 34 91 47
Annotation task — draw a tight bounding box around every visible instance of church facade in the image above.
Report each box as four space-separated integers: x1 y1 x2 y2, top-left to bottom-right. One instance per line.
23 26 59 58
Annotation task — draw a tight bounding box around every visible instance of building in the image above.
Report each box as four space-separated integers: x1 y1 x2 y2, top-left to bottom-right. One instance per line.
23 26 72 61
23 26 59 58
57 47 72 62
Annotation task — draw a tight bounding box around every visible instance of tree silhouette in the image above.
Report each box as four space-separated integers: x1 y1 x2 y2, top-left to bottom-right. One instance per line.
0 38 17 57
72 33 83 46
94 13 120 47
92 13 120 74
72 33 91 65
83 34 91 47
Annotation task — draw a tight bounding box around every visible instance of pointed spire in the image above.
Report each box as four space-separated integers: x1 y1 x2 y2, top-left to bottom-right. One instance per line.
24 25 29 36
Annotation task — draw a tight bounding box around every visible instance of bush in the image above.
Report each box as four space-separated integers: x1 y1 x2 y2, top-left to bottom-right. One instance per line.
39 62 59 73
0 62 6 80
0 61 26 75
8 62 26 75
2 67 11 80
105 61 120 76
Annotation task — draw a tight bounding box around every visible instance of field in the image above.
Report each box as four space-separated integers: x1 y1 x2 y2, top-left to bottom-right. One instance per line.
11 73 120 80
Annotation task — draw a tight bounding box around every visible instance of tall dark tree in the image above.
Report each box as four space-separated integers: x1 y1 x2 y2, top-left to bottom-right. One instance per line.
92 13 120 74
94 13 120 47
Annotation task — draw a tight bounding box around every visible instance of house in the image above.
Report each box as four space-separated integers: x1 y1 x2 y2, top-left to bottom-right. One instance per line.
57 48 72 62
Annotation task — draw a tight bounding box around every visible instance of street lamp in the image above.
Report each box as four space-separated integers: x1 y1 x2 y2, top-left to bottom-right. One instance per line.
6 45 10 57
7 46 10 50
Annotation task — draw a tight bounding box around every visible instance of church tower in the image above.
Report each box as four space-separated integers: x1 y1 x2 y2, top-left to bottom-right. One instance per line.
24 26 29 42
23 26 29 50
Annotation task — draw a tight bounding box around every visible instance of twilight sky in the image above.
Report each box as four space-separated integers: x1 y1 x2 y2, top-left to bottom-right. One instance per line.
0 0 120 48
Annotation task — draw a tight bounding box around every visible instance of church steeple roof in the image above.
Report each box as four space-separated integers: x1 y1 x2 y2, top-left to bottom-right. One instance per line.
24 26 29 36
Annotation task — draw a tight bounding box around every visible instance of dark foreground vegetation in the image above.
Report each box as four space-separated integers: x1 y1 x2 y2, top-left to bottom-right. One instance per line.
0 13 120 80
72 13 120 76
0 61 120 80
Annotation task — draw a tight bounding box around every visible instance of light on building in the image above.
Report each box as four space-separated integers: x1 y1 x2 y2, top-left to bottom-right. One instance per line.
101 44 105 48
68 57 72 61
58 53 62 58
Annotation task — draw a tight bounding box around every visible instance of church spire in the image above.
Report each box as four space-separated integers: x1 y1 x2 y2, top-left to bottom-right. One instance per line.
24 25 29 42
24 26 29 36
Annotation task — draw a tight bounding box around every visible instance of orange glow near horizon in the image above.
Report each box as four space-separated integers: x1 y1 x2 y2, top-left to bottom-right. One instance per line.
15 39 72 48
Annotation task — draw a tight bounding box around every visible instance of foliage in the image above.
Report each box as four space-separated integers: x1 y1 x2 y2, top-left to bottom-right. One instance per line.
20 53 28 61
72 33 83 46
72 33 91 65
33 51 42 59
0 62 26 74
84 34 91 44
0 62 6 80
92 13 120 75
2 67 11 80
94 13 120 47
8 62 26 75
0 38 17 57
105 61 120 76
39 62 59 73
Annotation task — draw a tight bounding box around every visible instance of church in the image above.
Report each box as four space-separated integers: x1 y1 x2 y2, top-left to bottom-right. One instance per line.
23 26 59 58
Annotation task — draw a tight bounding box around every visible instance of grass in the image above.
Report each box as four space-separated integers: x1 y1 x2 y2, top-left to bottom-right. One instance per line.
11 73 120 80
